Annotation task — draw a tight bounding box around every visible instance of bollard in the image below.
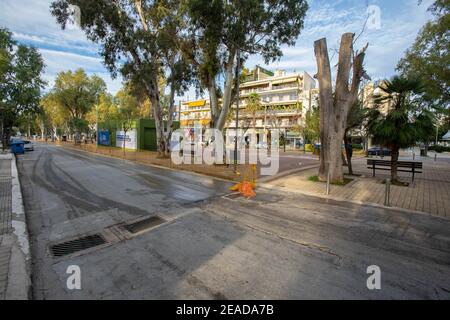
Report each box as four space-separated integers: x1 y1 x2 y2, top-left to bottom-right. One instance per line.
412 153 415 160
384 178 391 206
435 153 437 162
326 170 331 195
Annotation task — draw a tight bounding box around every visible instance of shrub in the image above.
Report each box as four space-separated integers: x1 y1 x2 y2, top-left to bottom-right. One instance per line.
429 145 450 153
351 143 363 150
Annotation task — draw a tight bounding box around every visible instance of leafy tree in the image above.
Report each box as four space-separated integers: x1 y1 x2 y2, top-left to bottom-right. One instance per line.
397 0 449 139
0 28 45 148
294 106 320 146
397 0 449 107
49 68 106 143
116 88 141 154
367 76 435 183
41 92 71 140
186 0 308 130
244 93 262 131
51 0 194 157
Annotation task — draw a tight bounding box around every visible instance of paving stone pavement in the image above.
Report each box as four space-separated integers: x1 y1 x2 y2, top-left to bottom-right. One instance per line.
266 156 450 218
0 158 12 299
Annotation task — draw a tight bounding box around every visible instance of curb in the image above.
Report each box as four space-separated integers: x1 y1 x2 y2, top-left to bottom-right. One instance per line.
5 154 31 299
259 164 320 183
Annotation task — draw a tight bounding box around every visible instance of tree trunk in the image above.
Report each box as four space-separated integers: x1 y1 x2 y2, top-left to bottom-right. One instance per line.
123 129 127 157
390 144 400 182
314 33 368 183
146 76 168 158
215 51 236 131
315 38 333 181
208 78 219 128
344 134 353 175
163 84 177 158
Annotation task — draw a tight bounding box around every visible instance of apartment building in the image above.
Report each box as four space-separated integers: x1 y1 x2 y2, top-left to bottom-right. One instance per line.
179 99 211 129
229 66 317 130
179 65 318 147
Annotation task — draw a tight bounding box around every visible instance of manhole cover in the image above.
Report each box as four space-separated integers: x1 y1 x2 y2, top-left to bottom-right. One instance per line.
50 234 106 257
123 216 165 234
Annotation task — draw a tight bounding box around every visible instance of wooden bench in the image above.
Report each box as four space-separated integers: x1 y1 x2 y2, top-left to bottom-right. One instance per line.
367 159 423 182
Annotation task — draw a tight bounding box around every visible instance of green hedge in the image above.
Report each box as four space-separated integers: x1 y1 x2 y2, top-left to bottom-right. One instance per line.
429 145 450 153
351 143 363 150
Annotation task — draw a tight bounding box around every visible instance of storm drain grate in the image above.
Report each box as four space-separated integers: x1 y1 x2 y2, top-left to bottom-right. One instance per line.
123 216 165 234
50 234 106 257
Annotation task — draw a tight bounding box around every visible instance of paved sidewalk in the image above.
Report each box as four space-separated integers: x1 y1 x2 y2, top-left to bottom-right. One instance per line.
0 153 30 299
264 156 450 218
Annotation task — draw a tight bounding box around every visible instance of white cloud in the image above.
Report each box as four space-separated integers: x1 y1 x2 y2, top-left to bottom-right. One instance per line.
0 0 436 98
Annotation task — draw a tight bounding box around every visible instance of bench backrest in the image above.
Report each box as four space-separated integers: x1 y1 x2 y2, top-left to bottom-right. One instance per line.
367 159 423 169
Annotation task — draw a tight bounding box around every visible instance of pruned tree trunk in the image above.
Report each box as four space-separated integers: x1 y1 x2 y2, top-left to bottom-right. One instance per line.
314 33 368 183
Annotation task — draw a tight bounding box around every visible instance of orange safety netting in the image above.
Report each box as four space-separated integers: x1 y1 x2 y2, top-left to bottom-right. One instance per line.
229 164 257 198
229 181 256 198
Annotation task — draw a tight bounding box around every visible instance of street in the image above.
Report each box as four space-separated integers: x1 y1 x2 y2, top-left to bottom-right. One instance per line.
18 143 450 299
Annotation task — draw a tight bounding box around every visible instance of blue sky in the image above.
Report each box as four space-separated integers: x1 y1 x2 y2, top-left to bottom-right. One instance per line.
0 0 435 100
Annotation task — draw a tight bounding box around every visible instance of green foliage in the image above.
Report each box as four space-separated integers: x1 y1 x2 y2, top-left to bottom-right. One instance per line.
397 0 449 107
0 28 45 141
115 87 141 133
292 106 320 143
351 143 363 150
346 100 370 136
429 145 450 152
367 76 435 148
49 68 106 132
186 0 308 125
51 0 194 153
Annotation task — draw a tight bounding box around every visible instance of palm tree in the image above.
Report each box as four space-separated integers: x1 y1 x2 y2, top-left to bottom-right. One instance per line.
367 76 434 183
245 93 262 131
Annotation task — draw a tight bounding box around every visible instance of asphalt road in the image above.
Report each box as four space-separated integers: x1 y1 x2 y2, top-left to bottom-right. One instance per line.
18 143 450 299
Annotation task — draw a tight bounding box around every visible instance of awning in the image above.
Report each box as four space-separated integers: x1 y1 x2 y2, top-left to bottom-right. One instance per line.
186 100 207 107
442 130 450 141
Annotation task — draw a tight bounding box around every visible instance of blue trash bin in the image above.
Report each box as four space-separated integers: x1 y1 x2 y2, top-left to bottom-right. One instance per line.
10 141 25 154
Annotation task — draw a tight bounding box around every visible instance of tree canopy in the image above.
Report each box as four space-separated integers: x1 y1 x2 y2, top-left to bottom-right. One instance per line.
0 28 45 146
397 0 449 107
51 0 194 156
186 0 309 130
47 68 106 141
367 76 435 182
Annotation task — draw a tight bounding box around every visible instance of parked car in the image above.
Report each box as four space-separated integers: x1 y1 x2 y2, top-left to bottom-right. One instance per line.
23 140 34 151
368 146 391 156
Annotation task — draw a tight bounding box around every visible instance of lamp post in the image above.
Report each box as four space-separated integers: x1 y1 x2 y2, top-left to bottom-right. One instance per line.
95 104 99 149
234 48 241 173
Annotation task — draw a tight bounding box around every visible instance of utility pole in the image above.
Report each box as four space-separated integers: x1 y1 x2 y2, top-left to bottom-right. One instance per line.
436 124 439 145
234 49 241 173
96 104 99 148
